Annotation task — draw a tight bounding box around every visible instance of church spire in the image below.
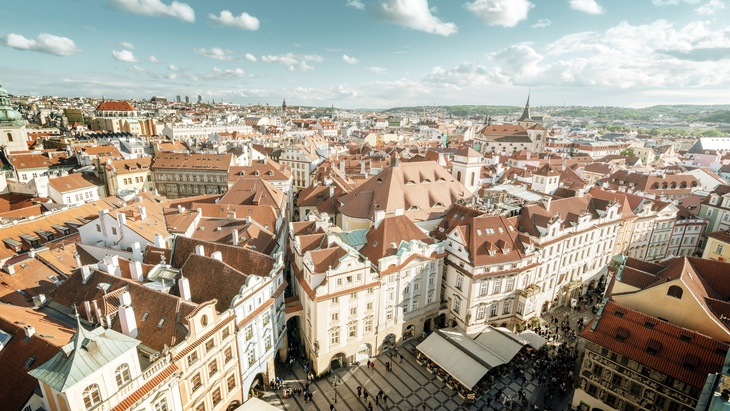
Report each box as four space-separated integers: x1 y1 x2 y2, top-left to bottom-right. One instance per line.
518 92 531 122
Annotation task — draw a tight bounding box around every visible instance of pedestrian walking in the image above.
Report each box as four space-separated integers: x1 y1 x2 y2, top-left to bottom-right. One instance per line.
364 390 369 401
370 361 375 371
422 402 427 411
399 354 404 363
367 359 371 368
330 404 335 411
357 386 362 399
368 402 373 411
383 394 388 405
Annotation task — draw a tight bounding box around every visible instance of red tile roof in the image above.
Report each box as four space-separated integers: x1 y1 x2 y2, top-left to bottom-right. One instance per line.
96 101 137 111
582 301 728 389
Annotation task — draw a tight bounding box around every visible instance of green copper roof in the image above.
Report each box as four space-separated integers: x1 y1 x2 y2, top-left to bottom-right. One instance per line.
0 80 25 126
28 316 140 392
333 229 368 248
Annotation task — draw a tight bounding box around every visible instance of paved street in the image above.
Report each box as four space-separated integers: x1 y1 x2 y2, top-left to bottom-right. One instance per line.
258 303 596 411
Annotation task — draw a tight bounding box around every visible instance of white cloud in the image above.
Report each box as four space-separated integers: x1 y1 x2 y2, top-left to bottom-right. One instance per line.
532 19 552 28
3 33 80 56
651 0 701 5
244 53 257 62
347 0 365 10
168 64 178 71
112 49 137 62
464 0 533 27
696 0 725 14
423 62 507 87
148 55 161 63
110 0 195 22
129 65 146 72
378 0 458 36
342 54 358 64
195 47 236 61
212 67 246 77
167 73 177 80
569 0 605 14
333 85 358 98
121 41 134 49
369 67 387 74
262 53 321 71
208 10 260 30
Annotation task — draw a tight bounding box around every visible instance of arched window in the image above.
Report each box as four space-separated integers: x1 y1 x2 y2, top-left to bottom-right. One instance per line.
115 364 131 387
456 171 462 182
667 285 683 299
82 384 102 409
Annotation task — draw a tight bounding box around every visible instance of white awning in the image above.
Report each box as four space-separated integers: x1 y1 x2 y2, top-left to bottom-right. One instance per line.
518 330 548 350
417 331 489 390
235 398 282 411
471 327 525 361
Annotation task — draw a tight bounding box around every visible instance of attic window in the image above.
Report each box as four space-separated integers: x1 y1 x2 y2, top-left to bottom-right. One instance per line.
157 318 166 328
614 309 625 318
679 333 693 343
683 354 700 370
615 327 629 342
476 229 482 236
644 320 656 330
24 356 37 368
646 339 662 355
142 311 150 321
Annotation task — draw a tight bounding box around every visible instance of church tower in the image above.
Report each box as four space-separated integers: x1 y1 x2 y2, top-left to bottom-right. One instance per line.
517 93 546 153
282 98 287 112
0 80 29 153
451 147 483 194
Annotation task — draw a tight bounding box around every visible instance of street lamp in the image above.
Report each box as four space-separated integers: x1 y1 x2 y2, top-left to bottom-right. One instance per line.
331 374 342 404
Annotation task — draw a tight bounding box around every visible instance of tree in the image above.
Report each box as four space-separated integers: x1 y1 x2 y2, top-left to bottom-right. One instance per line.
620 148 635 157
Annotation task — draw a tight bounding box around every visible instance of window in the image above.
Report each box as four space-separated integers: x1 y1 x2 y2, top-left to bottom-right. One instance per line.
224 347 233 363
336 278 342 287
716 244 724 254
227 373 237 391
350 292 358 298
247 350 256 367
191 373 202 392
115 363 131 387
365 318 373 333
427 291 434 304
453 299 461 314
506 277 515 292
413 282 419 292
476 305 486 320
112 227 117 235
188 351 199 366
503 301 511 315
428 274 435 286
330 330 340 345
404 285 410 294
205 339 215 352
456 274 463 290
366 302 373 310
386 307 393 320
493 280 501 294
350 307 357 316
412 300 419 310
611 373 622 387
480 282 489 296
667 285 683 299
490 304 498 317
516 302 524 315
195 402 205 411
331 312 339 322
332 297 339 304
153 398 169 411
630 381 642 397
346 275 352 284
245 325 253 340
348 323 357 338
82 384 102 409
212 388 222 405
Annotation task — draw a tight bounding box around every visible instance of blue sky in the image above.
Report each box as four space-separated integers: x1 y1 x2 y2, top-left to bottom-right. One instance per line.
1 0 729 108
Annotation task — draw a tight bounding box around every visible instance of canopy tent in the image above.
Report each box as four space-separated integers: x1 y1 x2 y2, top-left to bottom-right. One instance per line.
235 398 282 411
416 326 529 390
518 330 548 350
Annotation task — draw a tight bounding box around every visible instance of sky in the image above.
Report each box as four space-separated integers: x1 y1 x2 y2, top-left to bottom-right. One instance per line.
1 0 729 109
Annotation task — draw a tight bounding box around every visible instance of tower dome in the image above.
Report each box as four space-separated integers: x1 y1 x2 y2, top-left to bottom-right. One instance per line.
0 81 25 126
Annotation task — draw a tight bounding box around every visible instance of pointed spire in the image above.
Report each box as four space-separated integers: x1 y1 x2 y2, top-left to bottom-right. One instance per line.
518 92 531 122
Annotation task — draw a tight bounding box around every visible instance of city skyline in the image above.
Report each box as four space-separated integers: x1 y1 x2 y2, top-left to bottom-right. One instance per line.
2 0 729 108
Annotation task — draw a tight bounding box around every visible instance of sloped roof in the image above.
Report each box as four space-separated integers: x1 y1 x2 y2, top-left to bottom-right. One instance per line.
29 316 140 392
171 236 276 277
581 301 727 389
360 215 432 262
48 173 96 193
218 178 285 210
0 304 74 411
179 254 249 313
96 101 137 111
338 161 469 222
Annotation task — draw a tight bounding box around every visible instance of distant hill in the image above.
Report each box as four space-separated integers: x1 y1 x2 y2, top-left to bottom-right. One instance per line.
383 104 730 122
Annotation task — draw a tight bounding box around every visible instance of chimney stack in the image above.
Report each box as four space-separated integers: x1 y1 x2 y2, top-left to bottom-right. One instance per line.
131 242 143 262
80 265 92 283
195 245 205 256
154 233 165 248
118 304 138 338
23 325 35 339
179 276 192 301
117 212 127 227
74 251 82 268
374 209 386 228
211 251 223 261
130 260 144 281
139 206 147 221
232 229 239 246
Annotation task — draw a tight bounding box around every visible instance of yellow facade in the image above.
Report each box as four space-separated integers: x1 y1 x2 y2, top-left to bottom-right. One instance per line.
702 235 730 262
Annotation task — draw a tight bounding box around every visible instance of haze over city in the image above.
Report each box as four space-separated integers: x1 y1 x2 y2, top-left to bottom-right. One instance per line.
2 0 730 108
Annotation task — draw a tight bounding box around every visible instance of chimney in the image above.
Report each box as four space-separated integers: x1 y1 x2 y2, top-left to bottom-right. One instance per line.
154 233 165 248
80 265 92 283
23 325 35 339
329 185 335 198
394 208 404 216
178 205 185 214
211 251 223 261
4 265 15 275
360 160 366 175
130 260 144 281
74 252 82 268
131 242 143 262
526 151 531 160
32 294 47 307
84 300 93 323
195 244 205 255
339 160 345 173
138 206 147 221
119 291 132 306
374 209 386 228
227 210 236 220
232 229 239 246
179 276 192 301
117 212 127 227
542 196 552 211
118 304 138 338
